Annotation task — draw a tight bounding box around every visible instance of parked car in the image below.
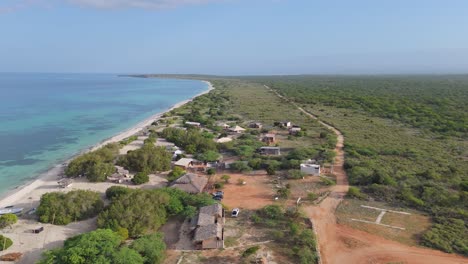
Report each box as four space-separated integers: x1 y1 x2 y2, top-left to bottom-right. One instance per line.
231 208 240 217
4 205 14 209
213 196 222 201
33 227 44 234
213 191 224 198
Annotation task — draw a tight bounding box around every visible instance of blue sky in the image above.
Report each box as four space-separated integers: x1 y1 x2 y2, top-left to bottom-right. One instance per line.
1 0 468 75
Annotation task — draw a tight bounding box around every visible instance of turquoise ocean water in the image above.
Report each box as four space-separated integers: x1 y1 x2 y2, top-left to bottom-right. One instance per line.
0 73 208 196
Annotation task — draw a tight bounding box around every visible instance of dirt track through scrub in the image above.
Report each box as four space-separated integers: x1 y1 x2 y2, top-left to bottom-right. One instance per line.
266 85 468 264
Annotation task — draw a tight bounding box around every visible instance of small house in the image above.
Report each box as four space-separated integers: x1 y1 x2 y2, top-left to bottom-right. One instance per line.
260 147 281 156
185 121 201 128
174 158 195 170
289 127 302 135
262 133 276 144
171 173 208 194
107 166 133 183
228 125 246 134
276 120 292 128
300 164 321 176
249 122 263 129
193 204 225 249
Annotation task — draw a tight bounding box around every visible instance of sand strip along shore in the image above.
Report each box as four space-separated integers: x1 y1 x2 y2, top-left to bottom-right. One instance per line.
0 80 213 208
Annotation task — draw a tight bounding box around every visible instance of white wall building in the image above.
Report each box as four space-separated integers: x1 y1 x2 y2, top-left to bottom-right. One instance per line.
300 164 320 176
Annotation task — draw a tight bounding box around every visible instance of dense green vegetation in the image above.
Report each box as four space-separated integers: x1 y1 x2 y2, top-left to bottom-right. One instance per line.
250 75 468 136
0 235 13 251
245 75 468 255
38 229 166 264
65 143 120 182
117 144 171 173
0 214 18 229
37 190 104 225
159 127 217 154
98 187 213 237
251 205 318 264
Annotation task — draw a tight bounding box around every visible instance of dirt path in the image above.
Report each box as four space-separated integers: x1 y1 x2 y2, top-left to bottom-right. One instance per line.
265 85 468 264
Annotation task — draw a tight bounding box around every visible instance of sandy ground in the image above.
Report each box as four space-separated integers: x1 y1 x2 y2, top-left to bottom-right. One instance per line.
0 81 213 263
268 85 468 264
211 172 275 210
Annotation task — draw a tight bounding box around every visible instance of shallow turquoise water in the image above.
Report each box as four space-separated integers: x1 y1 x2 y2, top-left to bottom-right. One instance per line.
0 73 207 195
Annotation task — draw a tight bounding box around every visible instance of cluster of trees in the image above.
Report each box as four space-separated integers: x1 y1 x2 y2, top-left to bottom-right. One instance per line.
117 144 171 174
250 75 468 255
37 190 104 225
65 143 120 182
99 187 214 238
251 205 318 264
38 229 166 264
159 127 217 154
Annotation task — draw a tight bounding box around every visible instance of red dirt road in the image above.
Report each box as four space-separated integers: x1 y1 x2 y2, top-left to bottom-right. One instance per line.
267 85 468 264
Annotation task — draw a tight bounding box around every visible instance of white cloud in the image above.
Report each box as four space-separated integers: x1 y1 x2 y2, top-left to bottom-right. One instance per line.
67 0 219 9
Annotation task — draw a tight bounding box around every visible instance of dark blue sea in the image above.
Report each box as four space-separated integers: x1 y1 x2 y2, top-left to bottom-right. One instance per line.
0 73 208 195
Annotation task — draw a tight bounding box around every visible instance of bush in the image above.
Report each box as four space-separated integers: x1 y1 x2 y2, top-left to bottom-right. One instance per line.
206 168 216 175
307 192 318 201
118 145 171 173
0 214 18 229
167 167 186 182
242 246 260 258
0 235 13 251
133 172 149 185
37 190 104 225
237 178 246 185
130 233 166 264
347 186 366 199
230 161 252 173
221 175 231 183
213 182 224 189
320 177 336 186
287 169 306 179
106 186 133 200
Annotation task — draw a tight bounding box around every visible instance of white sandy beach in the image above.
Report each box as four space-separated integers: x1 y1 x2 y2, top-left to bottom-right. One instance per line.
0 80 213 263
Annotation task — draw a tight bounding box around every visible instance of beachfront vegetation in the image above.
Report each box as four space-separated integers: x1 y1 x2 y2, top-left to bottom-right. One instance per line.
247 75 468 255
65 143 120 182
0 235 13 251
0 214 18 229
118 144 171 174
251 205 318 264
159 127 217 154
37 190 104 225
132 171 150 185
37 229 166 264
98 187 214 237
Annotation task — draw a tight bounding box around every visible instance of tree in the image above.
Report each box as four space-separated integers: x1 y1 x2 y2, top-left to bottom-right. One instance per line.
130 233 166 264
230 161 252 173
206 168 216 175
196 150 221 162
287 170 306 179
167 167 186 182
0 235 13 251
221 175 231 183
37 190 104 225
112 247 145 264
118 145 171 173
106 186 133 200
37 229 147 264
133 172 150 185
277 187 291 199
0 214 18 229
266 166 276 175
97 190 169 237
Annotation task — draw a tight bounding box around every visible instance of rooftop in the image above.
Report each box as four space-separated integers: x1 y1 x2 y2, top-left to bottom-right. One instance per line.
171 173 208 193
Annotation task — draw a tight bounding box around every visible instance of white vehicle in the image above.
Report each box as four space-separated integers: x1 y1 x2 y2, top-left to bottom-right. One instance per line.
231 208 240 217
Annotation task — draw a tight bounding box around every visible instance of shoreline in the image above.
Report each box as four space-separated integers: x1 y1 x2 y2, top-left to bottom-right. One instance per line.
0 80 213 208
